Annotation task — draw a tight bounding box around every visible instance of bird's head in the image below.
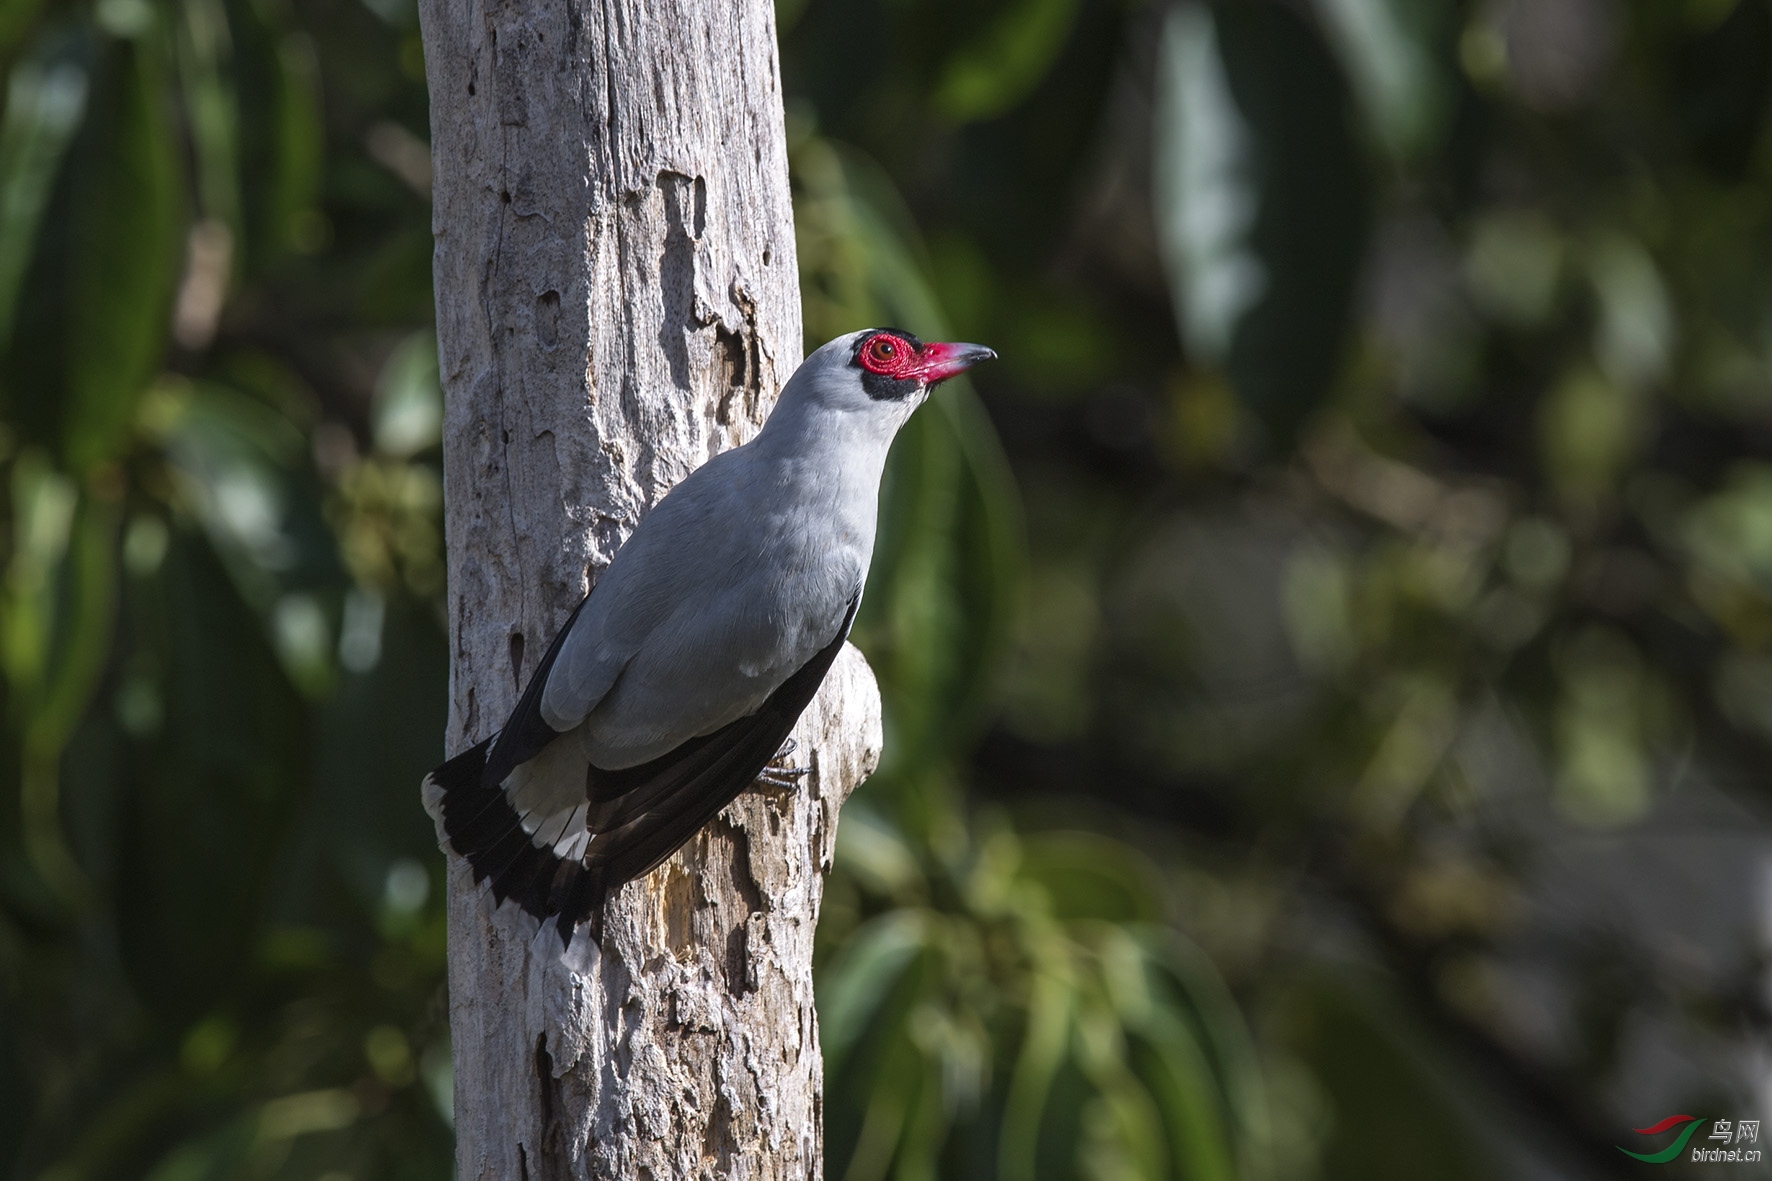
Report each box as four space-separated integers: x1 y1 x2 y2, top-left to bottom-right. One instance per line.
845 328 997 399
784 328 997 423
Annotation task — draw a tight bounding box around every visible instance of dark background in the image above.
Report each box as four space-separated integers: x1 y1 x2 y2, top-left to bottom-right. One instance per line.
3 0 1769 1176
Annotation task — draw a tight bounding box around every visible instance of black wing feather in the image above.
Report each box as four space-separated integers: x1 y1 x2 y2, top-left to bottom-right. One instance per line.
480 592 593 791
577 590 861 903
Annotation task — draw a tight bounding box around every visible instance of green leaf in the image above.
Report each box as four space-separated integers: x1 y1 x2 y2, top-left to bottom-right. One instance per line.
176 0 240 229
115 526 309 1021
63 36 184 471
819 909 930 1070
230 0 324 265
0 452 117 908
997 938 1074 1181
836 1034 917 1181
1313 0 1456 159
1132 1014 1238 1181
1153 3 1368 445
0 41 89 350
21 491 119 898
0 449 75 694
932 0 1080 123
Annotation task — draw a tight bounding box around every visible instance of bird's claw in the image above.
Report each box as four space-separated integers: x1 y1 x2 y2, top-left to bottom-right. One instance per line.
757 738 811 790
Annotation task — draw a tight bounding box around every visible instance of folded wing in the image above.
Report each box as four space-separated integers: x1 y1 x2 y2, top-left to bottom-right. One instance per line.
423 591 859 948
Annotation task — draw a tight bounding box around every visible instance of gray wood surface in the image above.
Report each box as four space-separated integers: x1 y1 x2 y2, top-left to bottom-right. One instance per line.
419 0 883 1172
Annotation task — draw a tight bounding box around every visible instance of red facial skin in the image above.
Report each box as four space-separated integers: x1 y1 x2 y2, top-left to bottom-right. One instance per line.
856 333 924 380
856 333 991 385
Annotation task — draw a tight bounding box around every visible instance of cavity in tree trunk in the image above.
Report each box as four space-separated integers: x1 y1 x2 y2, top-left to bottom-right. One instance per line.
418 0 883 1174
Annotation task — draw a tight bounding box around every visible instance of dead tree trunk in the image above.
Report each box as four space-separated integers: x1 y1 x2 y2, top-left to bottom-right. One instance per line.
418 0 883 1175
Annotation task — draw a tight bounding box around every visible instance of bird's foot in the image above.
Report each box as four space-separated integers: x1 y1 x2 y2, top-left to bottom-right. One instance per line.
757 738 811 790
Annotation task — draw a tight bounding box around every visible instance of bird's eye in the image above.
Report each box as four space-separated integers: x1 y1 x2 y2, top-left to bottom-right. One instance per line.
858 333 914 376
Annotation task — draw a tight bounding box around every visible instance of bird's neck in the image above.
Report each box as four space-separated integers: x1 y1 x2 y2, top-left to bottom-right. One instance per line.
753 395 904 490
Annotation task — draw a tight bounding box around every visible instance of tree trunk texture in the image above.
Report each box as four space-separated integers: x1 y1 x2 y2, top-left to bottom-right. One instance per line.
418 0 883 1176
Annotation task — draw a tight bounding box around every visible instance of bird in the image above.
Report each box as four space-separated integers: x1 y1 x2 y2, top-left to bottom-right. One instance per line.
422 328 996 949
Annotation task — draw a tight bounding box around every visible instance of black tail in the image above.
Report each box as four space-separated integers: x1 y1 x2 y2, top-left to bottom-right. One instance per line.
421 737 606 948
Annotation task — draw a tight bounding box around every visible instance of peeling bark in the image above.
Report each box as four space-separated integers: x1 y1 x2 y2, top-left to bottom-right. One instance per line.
418 0 883 1175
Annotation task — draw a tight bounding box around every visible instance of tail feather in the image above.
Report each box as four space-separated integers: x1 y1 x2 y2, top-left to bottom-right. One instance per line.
421 736 607 946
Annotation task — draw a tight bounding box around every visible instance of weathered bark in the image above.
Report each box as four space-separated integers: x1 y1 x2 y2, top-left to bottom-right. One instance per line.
418 0 883 1176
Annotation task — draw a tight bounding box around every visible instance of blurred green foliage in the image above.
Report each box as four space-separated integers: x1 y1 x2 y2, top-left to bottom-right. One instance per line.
8 0 1772 1177
0 0 450 1176
789 0 1772 1174
794 139 1270 1179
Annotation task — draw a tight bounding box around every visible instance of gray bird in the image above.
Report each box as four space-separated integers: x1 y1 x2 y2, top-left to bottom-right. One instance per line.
423 328 995 947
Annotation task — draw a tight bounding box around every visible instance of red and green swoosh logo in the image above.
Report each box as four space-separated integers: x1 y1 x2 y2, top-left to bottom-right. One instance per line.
1618 1115 1708 1163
